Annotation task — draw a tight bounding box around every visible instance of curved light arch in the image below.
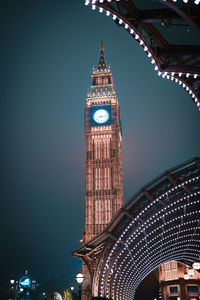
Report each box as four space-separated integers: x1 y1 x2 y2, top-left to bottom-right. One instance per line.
85 0 200 111
97 165 200 299
102 213 200 299
73 157 200 300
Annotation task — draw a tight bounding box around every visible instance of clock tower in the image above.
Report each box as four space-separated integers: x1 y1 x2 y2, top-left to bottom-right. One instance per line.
84 42 124 243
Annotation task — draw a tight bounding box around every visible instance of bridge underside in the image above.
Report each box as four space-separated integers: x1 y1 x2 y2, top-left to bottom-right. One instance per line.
86 0 200 111
73 157 200 300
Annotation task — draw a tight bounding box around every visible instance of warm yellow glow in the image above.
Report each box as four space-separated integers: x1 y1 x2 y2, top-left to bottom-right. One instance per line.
193 262 200 270
188 268 194 276
184 274 189 280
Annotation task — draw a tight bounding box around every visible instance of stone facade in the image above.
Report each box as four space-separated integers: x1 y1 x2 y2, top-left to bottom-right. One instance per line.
82 43 124 300
159 261 200 300
84 42 123 243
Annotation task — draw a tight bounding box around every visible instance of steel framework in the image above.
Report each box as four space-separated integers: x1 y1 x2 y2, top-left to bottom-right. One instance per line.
73 157 200 299
85 0 200 111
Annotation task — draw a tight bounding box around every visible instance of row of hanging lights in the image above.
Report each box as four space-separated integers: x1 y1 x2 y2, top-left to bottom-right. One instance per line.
86 0 200 5
168 0 200 4
193 261 200 270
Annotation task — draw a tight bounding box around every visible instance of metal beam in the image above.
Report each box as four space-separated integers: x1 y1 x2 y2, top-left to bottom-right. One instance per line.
142 187 165 207
142 188 154 202
158 46 200 57
139 9 181 23
121 208 134 220
166 171 191 194
158 0 200 40
106 232 118 242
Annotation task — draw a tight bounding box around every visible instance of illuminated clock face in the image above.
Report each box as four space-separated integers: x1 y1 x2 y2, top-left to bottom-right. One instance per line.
93 109 110 124
19 276 31 288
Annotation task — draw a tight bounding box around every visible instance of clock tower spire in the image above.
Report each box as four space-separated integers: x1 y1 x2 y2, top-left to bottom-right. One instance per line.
84 42 124 243
96 41 107 71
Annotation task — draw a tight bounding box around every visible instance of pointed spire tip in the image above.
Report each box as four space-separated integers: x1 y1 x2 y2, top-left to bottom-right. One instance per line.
96 41 107 71
100 41 104 51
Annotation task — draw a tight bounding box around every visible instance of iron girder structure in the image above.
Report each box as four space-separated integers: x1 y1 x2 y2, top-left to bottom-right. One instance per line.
85 0 200 111
73 157 200 299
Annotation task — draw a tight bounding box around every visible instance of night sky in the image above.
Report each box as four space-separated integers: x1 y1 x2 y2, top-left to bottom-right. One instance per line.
1 0 200 295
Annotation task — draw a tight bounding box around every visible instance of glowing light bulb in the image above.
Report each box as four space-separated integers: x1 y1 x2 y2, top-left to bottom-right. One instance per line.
188 269 194 276
184 274 189 280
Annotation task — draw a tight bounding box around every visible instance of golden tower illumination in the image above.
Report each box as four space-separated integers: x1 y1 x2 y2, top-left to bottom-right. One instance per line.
83 41 124 243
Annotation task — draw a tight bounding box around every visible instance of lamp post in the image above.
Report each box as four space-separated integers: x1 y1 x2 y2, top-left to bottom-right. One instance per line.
70 286 75 300
70 286 74 292
19 287 24 300
75 268 85 300
9 279 15 300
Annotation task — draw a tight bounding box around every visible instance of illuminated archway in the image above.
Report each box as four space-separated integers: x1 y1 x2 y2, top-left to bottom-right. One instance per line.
73 157 200 299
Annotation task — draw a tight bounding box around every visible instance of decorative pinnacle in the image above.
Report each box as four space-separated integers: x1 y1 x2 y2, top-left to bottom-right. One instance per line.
97 41 107 71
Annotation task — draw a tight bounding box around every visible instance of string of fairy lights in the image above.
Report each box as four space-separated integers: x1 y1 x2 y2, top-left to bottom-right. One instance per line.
86 0 200 4
107 208 200 298
85 0 200 111
118 236 200 299
95 171 200 300
164 0 200 4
